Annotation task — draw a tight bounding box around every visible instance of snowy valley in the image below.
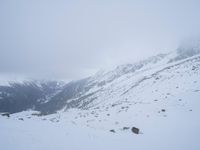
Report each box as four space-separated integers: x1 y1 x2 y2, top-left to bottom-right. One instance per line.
1 45 200 150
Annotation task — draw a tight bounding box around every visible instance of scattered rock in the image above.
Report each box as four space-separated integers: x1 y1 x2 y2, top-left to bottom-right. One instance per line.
161 109 166 112
1 113 10 117
18 118 24 121
110 129 115 133
123 127 130 130
131 127 139 134
111 104 116 107
31 112 46 117
194 90 200 92
192 66 196 70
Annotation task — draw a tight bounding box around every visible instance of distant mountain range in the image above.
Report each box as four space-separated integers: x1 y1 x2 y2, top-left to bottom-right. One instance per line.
1 40 200 114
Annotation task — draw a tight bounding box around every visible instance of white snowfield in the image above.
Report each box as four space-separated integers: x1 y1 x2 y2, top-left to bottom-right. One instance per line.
1 54 200 150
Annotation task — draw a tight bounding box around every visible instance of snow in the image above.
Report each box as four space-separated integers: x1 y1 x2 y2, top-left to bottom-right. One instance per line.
1 103 200 150
1 54 200 150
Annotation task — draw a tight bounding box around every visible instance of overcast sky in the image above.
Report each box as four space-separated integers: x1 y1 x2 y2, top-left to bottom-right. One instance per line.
0 0 200 81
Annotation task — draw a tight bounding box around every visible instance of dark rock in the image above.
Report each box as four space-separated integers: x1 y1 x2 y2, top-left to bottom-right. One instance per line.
192 66 196 70
32 112 43 116
18 118 24 121
194 90 200 92
110 129 115 133
123 127 130 130
1 113 10 117
131 127 139 134
111 104 116 107
161 109 166 112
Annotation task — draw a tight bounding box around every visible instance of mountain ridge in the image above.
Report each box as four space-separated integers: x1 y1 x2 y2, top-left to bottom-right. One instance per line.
0 43 200 114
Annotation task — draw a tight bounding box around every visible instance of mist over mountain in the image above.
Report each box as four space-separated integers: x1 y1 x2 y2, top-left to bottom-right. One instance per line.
1 38 200 150
1 1 200 149
1 39 200 114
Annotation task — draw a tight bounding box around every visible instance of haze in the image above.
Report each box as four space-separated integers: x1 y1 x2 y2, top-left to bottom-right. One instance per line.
0 0 200 81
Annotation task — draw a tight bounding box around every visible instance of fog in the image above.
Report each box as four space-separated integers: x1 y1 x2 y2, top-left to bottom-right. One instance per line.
0 0 200 81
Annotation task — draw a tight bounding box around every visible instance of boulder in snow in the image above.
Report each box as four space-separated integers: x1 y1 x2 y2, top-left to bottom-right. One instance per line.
131 127 139 134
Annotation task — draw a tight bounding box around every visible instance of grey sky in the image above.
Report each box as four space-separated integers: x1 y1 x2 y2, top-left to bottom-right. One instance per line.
0 0 200 80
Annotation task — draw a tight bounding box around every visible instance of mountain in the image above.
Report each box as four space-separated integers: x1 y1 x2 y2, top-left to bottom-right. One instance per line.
0 41 200 114
0 81 65 113
1 41 200 150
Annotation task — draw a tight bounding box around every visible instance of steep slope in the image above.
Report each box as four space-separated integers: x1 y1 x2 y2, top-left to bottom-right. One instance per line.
1 41 200 150
58 51 200 112
0 50 200 150
61 54 200 130
0 40 200 114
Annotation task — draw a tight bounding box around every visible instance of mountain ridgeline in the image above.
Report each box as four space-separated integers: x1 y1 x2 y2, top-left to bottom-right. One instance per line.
0 42 200 114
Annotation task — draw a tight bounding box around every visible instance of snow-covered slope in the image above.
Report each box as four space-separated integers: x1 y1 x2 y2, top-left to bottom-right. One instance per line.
63 50 199 111
1 44 200 150
1 42 200 114
61 53 200 129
